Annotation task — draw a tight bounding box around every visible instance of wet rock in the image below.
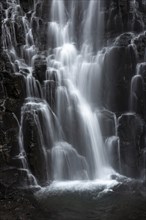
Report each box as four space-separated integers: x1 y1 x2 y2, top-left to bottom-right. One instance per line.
3 74 25 99
38 21 49 50
22 108 50 184
41 0 52 21
14 16 26 46
44 80 57 111
0 3 3 49
31 9 51 50
103 44 136 113
133 15 144 32
0 81 6 99
139 148 146 179
0 51 14 74
32 55 47 83
0 168 20 188
105 136 121 172
105 0 145 39
106 3 123 35
34 2 42 18
5 98 22 115
0 112 19 159
130 74 145 119
133 33 146 62
10 158 24 169
114 32 134 47
118 113 144 177
31 16 38 44
0 168 36 188
19 0 34 13
0 0 8 10
138 63 146 120
0 111 19 134
97 109 117 139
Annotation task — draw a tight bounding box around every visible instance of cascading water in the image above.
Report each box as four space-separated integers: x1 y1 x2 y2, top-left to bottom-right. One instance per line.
1 0 117 186
1 1 146 219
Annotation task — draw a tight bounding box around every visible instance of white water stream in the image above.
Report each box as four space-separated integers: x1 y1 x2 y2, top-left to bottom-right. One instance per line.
2 0 117 187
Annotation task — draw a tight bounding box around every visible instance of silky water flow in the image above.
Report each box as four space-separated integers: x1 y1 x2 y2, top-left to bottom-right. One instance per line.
2 0 118 187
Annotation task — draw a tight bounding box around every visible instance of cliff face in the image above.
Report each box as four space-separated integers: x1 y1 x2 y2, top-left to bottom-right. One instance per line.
0 0 146 188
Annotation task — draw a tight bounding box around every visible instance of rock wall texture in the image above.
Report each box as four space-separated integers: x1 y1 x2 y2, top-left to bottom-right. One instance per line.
0 0 146 188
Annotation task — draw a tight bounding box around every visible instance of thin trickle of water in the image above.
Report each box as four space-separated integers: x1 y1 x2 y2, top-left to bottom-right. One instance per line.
105 136 121 173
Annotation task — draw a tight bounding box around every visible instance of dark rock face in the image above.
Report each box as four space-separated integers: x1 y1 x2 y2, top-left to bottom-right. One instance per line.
0 0 26 187
0 51 14 74
0 3 3 49
105 0 145 38
21 109 50 184
32 55 47 84
118 113 144 177
0 111 23 187
14 16 26 46
31 16 49 50
102 41 136 113
97 109 117 139
19 0 34 13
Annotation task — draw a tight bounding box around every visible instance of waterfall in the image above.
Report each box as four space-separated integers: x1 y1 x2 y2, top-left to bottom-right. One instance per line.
1 0 116 186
